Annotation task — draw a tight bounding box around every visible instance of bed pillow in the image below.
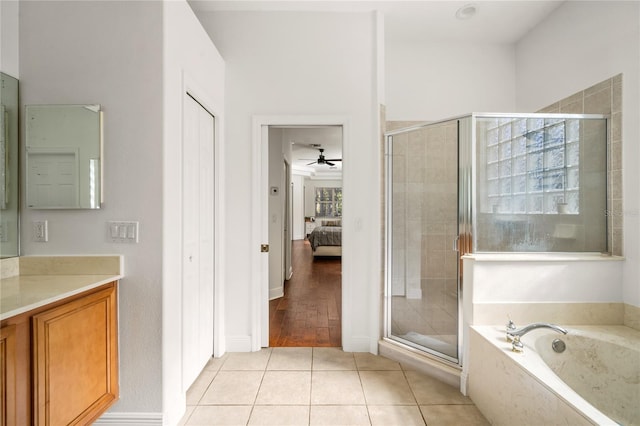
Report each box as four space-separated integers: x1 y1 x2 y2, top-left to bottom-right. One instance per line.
322 220 341 227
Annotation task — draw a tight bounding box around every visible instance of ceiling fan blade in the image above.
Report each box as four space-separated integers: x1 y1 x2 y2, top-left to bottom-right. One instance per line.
325 158 342 162
307 161 318 166
325 161 335 166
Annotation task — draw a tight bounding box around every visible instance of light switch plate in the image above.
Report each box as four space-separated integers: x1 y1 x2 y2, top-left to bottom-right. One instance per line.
108 221 139 243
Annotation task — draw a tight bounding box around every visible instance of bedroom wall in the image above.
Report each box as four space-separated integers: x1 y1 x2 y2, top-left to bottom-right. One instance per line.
268 127 293 300
515 0 640 308
304 178 343 218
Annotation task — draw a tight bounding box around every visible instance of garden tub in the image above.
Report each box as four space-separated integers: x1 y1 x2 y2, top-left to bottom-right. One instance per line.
468 325 639 425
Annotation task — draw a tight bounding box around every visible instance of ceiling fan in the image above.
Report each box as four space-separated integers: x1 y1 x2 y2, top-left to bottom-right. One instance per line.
306 148 342 166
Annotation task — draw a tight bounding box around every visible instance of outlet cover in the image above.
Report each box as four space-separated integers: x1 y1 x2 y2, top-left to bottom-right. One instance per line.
33 220 48 242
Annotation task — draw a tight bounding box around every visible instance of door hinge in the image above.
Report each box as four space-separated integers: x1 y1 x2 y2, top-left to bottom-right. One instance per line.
261 244 269 253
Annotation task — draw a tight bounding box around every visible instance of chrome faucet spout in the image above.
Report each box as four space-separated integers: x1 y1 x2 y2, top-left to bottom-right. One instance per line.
508 322 568 339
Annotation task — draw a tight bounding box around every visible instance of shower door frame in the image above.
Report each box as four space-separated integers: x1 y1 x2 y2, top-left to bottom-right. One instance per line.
383 115 472 367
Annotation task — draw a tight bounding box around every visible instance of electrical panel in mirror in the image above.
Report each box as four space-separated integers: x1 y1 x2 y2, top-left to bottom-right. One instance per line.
25 104 103 209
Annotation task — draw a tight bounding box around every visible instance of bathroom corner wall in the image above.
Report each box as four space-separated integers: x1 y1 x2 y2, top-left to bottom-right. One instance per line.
515 1 640 310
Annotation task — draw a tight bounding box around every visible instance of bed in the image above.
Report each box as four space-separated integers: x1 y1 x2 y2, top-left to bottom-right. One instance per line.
308 220 342 257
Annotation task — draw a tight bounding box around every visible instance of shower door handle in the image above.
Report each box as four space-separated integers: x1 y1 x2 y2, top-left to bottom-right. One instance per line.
452 236 459 252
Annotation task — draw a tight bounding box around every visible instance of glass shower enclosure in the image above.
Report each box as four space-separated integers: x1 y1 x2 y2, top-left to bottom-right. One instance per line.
385 113 609 364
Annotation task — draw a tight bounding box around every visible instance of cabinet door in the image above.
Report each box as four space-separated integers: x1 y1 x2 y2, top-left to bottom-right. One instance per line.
0 324 16 426
32 284 118 425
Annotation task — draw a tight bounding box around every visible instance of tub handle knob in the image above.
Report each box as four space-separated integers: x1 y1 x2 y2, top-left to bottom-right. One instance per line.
511 336 524 352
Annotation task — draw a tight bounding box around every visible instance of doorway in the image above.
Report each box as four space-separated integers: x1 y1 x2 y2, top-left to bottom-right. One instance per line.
253 117 345 349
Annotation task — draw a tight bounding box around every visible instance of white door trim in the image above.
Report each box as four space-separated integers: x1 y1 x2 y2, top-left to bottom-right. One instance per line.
251 115 349 350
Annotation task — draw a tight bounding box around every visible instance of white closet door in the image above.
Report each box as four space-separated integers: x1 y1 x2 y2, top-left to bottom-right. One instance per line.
182 94 215 391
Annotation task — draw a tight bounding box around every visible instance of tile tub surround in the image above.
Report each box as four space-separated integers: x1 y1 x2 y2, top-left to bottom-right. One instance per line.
472 301 640 332
467 325 638 425
472 302 625 327
0 255 123 320
180 347 489 426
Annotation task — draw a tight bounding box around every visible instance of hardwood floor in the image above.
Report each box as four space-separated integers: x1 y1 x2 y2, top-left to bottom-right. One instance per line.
269 240 342 347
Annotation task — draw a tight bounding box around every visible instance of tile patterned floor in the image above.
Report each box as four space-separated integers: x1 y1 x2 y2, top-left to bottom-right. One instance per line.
180 347 489 425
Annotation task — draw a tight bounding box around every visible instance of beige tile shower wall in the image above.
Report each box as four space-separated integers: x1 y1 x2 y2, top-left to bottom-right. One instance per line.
539 74 623 255
386 121 460 308
420 122 459 282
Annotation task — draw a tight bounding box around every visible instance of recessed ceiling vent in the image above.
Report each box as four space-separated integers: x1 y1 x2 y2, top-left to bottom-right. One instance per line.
455 3 478 20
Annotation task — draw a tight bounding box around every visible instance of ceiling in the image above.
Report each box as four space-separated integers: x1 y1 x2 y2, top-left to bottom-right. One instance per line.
188 1 565 44
189 1 566 178
277 126 343 177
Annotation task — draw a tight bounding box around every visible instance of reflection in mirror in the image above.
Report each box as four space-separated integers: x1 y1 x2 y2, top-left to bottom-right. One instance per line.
0 72 19 258
25 104 103 209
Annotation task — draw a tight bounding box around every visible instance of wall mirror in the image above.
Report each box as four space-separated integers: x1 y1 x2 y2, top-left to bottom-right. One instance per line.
25 104 103 209
0 72 19 258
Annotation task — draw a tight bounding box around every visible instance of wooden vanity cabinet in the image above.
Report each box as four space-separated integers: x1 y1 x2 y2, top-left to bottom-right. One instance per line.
0 324 17 426
0 281 118 426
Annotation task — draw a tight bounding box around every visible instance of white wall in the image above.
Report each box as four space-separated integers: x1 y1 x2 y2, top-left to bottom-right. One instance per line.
385 40 516 121
196 10 381 352
20 1 164 415
515 1 640 307
163 1 225 424
0 0 19 77
19 1 225 423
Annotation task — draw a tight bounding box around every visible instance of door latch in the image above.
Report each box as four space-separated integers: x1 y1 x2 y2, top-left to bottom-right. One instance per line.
260 244 269 253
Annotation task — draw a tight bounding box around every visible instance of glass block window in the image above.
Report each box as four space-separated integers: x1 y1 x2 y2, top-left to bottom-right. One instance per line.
478 117 580 215
315 187 342 217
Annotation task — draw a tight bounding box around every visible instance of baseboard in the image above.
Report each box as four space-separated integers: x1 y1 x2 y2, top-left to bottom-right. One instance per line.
342 335 373 352
269 285 284 300
406 287 422 299
93 412 162 425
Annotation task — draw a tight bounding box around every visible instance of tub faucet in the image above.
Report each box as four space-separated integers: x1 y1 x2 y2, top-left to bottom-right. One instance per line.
506 322 568 353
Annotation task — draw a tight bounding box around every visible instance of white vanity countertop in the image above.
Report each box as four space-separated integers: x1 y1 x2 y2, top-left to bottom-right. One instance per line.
0 256 123 321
